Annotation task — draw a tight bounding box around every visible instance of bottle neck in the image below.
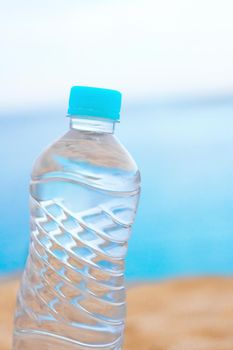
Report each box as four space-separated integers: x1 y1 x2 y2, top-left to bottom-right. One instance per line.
70 117 116 134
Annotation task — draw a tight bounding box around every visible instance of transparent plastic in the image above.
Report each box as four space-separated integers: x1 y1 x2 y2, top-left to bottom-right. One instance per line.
13 117 141 350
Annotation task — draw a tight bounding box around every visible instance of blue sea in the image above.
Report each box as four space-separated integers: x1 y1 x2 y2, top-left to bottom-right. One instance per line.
1 97 233 280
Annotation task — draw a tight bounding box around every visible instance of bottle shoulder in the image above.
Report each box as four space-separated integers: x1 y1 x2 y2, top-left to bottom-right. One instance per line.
32 130 140 192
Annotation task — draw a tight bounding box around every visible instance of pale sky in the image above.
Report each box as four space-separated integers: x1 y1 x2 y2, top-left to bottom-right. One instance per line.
0 0 233 110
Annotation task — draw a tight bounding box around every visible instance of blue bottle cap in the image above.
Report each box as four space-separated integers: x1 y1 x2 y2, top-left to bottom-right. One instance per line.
67 86 122 121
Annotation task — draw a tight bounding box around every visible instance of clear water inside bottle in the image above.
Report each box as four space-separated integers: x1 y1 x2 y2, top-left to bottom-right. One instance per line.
13 118 140 350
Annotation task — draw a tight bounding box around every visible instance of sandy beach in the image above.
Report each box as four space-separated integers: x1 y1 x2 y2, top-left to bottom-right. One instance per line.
1 277 233 350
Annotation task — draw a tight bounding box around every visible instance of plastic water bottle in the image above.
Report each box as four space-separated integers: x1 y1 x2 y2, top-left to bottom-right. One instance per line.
13 86 141 350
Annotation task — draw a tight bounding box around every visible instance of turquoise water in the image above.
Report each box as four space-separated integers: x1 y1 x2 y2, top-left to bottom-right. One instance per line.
1 98 233 280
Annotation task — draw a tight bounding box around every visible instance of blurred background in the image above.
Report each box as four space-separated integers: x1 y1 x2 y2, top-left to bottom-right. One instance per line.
1 0 233 281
